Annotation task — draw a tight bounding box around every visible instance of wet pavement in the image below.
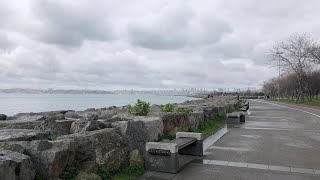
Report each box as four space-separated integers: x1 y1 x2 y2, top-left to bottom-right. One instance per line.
139 100 320 180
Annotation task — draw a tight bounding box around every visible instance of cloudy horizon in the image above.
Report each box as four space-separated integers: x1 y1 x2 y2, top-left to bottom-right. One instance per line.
1 0 320 90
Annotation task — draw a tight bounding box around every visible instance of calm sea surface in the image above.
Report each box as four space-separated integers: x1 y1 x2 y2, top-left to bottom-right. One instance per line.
0 93 198 116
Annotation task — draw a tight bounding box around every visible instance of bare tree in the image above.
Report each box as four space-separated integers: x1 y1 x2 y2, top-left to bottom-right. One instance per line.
268 33 317 100
310 45 320 64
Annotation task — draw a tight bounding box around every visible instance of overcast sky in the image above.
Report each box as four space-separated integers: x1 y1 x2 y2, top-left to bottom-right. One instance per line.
1 0 320 90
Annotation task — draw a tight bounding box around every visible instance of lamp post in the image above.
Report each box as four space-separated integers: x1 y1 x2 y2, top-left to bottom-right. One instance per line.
276 52 283 102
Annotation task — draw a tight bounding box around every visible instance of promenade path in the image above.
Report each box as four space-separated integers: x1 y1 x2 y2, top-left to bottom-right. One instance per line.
139 100 320 180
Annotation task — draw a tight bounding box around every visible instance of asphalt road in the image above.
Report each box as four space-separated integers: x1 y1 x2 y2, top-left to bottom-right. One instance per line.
139 100 320 180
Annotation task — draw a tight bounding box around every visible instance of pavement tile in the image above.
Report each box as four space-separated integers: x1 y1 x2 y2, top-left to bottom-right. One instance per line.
247 163 268 170
152 172 176 180
191 159 211 164
209 160 229 166
227 161 248 168
269 165 290 172
290 167 314 174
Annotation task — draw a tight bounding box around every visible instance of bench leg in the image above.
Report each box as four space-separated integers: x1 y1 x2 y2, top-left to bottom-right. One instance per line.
178 140 203 156
145 153 179 173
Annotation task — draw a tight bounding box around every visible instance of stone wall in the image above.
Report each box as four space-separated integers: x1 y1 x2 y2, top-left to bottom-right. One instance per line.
0 96 239 179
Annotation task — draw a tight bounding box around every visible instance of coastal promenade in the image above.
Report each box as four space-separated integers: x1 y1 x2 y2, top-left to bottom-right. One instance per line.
140 100 320 179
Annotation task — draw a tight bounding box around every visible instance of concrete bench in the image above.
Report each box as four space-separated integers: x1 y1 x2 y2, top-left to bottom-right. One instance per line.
227 112 245 128
145 132 203 173
240 101 249 112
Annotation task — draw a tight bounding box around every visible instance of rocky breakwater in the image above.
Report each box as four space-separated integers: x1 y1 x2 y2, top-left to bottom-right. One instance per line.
0 96 240 179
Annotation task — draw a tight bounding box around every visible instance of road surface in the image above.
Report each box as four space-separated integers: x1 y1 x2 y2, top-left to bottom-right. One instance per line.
139 100 320 180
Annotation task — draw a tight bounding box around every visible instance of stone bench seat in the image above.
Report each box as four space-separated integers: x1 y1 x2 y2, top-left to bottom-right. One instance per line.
227 112 245 127
145 132 203 173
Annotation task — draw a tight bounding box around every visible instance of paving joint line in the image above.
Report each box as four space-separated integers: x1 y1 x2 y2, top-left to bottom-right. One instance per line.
196 159 320 175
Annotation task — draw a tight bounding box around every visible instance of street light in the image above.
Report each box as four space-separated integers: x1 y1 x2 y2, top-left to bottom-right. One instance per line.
276 51 283 102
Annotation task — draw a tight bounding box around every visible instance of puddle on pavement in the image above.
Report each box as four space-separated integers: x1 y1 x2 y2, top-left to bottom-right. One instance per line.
203 126 229 151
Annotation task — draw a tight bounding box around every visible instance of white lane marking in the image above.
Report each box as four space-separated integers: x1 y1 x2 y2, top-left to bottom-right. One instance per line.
251 100 320 119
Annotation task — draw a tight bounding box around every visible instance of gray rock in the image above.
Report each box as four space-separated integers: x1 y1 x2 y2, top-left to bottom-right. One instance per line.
7 113 45 121
76 171 102 180
59 128 127 170
0 149 35 180
65 111 99 120
3 113 46 129
0 114 7 120
187 112 204 129
2 140 75 179
133 116 163 142
0 129 48 142
70 120 107 134
129 149 144 167
112 120 147 154
97 108 124 119
162 113 188 136
36 119 74 136
40 111 65 121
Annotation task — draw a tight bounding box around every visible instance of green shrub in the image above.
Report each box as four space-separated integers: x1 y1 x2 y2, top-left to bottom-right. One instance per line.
175 107 193 114
127 99 150 116
97 166 112 180
121 163 144 177
0 123 7 128
60 162 80 180
48 134 57 141
161 103 174 112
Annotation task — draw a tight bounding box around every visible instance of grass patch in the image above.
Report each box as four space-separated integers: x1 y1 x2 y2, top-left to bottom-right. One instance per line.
60 162 80 180
272 95 320 107
175 107 193 113
156 133 176 142
97 161 144 180
189 115 226 137
0 123 7 128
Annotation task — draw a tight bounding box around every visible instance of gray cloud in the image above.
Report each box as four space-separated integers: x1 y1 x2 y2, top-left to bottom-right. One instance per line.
29 0 115 46
128 3 232 50
1 0 320 90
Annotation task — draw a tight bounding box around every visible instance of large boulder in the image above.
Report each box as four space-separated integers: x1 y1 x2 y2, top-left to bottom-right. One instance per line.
0 149 35 180
0 129 48 142
4 113 46 129
40 111 66 121
162 113 188 135
64 111 99 120
97 108 124 119
36 119 74 136
70 120 107 134
0 114 7 121
187 111 204 129
112 120 147 154
59 128 128 170
133 116 163 142
1 140 76 179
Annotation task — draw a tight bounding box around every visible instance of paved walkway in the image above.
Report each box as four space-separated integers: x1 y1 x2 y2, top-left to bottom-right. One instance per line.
139 100 320 180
